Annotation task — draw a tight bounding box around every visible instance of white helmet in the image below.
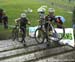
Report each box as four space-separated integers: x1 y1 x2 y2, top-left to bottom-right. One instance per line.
21 13 26 18
37 8 45 13
48 8 55 12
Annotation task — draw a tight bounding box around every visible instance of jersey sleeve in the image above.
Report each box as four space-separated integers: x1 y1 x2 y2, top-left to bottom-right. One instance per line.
15 18 20 24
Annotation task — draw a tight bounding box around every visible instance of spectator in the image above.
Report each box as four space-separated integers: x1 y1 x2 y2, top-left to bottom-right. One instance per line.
2 11 8 29
0 8 4 24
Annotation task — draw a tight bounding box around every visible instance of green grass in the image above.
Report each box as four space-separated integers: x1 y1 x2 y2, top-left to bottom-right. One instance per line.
48 0 75 8
0 0 74 39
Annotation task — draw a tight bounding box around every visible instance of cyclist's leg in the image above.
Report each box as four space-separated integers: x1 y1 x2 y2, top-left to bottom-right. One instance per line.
45 24 53 47
45 25 51 47
46 34 52 48
21 26 26 45
22 27 27 47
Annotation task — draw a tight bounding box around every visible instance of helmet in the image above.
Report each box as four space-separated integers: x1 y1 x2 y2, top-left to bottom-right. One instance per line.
21 13 26 18
37 8 45 13
48 8 55 13
55 16 65 23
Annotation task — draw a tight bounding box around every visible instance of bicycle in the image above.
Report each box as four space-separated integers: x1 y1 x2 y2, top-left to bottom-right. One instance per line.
11 25 26 43
34 21 65 45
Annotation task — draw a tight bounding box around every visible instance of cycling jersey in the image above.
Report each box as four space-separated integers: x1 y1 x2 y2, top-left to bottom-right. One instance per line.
19 18 28 28
45 15 56 22
45 15 56 30
45 15 65 28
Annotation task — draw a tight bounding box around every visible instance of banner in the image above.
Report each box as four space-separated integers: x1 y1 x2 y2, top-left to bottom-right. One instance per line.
29 27 74 47
55 28 74 47
29 26 38 37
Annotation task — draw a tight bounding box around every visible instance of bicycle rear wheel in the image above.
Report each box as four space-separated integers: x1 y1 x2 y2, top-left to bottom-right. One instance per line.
18 29 23 42
34 28 45 44
48 25 65 42
11 28 19 41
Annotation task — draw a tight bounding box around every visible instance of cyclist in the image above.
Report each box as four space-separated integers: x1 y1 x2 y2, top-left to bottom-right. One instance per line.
45 8 65 30
15 13 30 46
45 8 56 34
44 8 55 47
2 11 8 29
45 8 65 47
37 8 46 28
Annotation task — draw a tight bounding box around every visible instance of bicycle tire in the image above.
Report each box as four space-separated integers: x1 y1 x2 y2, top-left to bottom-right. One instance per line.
11 28 19 41
48 25 65 42
34 28 45 44
18 29 23 42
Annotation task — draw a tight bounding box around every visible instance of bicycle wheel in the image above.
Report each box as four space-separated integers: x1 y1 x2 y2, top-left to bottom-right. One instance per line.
34 28 45 44
11 27 19 41
18 27 26 43
18 29 23 42
48 25 65 42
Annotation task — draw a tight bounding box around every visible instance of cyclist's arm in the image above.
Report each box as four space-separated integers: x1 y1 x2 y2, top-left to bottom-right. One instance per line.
15 18 20 25
26 18 31 25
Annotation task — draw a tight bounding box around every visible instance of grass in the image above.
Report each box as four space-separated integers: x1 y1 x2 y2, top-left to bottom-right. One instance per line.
0 0 74 40
48 0 75 9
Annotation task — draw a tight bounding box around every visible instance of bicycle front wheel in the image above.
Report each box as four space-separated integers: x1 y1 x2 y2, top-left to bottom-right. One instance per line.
34 28 45 44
